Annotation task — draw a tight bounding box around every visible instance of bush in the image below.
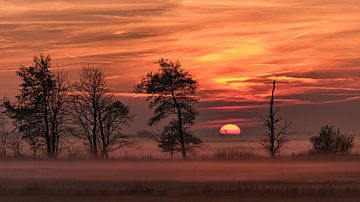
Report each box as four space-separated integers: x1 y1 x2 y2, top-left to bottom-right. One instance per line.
310 125 354 154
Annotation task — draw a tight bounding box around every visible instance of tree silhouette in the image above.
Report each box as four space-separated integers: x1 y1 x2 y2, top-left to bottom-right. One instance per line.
69 66 104 158
157 120 201 159
70 66 132 159
310 125 354 154
261 81 289 157
3 54 68 158
98 100 133 159
135 58 200 159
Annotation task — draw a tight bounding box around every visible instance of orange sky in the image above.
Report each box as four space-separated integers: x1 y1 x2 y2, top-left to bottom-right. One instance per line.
0 0 360 137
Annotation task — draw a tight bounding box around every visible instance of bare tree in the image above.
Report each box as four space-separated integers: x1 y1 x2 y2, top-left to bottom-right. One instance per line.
70 66 106 158
98 100 133 159
0 108 9 158
49 68 70 157
70 66 132 159
7 133 24 158
0 133 7 158
261 81 289 157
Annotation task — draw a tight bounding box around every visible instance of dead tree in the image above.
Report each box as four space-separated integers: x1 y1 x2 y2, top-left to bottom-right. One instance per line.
261 81 289 157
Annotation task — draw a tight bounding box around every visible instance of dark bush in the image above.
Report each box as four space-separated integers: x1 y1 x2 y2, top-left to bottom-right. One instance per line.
310 125 354 154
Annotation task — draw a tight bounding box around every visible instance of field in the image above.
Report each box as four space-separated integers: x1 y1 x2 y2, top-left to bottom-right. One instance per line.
0 159 359 202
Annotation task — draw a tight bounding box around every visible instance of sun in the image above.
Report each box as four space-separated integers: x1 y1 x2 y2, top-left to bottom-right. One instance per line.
219 124 241 135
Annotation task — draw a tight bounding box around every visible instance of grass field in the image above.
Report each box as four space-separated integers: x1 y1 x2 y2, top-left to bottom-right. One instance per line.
0 159 359 201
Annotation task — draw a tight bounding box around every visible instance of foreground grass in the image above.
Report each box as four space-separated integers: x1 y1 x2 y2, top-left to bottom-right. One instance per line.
2 194 360 202
0 181 359 202
0 159 359 201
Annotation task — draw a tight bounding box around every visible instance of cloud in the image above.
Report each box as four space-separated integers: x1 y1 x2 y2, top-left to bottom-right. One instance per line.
1 0 360 136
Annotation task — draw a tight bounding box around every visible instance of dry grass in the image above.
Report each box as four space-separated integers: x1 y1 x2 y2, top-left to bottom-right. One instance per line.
0 181 359 202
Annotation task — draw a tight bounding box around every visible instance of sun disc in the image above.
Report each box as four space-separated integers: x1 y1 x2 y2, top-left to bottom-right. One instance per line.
219 124 241 135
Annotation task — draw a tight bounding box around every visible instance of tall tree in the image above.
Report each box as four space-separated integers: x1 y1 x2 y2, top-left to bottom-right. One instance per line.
261 81 289 157
70 66 106 158
70 66 132 159
3 54 68 158
135 58 200 159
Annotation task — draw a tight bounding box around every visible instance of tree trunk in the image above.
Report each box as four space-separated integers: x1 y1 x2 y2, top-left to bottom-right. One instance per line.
170 90 187 160
92 98 98 159
98 109 107 159
269 80 276 157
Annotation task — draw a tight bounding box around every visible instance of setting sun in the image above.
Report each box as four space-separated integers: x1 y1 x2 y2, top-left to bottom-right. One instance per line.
219 124 241 135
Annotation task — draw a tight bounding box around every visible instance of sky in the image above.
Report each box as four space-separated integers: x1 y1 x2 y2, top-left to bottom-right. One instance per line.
0 0 359 139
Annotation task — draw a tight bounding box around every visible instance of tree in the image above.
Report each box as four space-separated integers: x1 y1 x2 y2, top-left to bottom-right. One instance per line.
157 120 201 159
3 54 68 158
0 111 8 158
310 125 354 154
70 66 132 159
7 133 24 158
0 133 7 158
261 81 289 157
135 58 200 159
98 100 133 159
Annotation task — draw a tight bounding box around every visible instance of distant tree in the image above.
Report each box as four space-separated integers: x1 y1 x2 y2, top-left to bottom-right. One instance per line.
261 81 290 157
0 133 7 158
157 120 201 159
135 58 201 159
3 54 69 158
137 130 157 139
70 66 132 159
27 136 44 158
310 125 354 154
0 112 8 158
7 133 24 158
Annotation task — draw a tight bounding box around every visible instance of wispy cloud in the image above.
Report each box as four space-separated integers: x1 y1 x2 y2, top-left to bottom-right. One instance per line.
0 0 359 134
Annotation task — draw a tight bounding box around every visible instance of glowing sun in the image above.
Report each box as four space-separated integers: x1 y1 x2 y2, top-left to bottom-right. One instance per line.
219 124 241 135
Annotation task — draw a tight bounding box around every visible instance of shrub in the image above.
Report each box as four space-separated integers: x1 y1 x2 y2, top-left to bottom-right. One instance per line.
310 125 354 154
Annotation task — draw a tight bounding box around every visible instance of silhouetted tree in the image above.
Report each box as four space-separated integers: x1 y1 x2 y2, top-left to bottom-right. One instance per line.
0 133 7 158
135 58 200 159
0 111 8 158
3 54 69 158
70 66 106 158
70 66 132 159
310 125 354 154
98 100 133 159
157 120 201 159
261 81 289 157
7 132 24 158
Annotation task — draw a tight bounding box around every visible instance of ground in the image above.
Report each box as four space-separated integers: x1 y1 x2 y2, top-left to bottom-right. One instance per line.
0 158 359 201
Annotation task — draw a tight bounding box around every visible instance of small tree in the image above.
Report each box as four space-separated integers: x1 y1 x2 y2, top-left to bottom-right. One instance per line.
0 112 8 158
157 120 201 159
0 133 7 158
7 133 24 158
135 58 200 159
310 125 354 154
261 81 290 157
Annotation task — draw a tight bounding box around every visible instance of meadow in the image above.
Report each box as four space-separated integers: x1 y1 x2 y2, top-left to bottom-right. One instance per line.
0 158 359 202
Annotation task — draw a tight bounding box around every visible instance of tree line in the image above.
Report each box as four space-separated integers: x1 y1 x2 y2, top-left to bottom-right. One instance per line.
0 54 201 159
0 53 355 159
